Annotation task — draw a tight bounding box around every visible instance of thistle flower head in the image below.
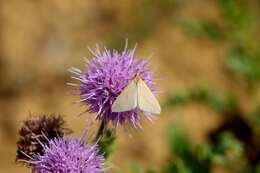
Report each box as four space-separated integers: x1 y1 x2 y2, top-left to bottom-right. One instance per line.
33 138 105 173
69 42 156 128
16 114 71 165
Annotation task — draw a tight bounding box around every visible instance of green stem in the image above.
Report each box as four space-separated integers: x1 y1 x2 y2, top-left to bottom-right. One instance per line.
95 120 106 141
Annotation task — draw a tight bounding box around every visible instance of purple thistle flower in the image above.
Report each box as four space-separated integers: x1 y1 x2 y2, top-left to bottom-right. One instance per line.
33 138 105 173
69 42 156 128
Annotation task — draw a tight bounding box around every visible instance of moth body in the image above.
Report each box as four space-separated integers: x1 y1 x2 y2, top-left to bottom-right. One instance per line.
112 75 161 114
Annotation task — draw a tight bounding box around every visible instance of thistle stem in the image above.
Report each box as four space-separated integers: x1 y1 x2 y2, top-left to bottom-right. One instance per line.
95 120 106 141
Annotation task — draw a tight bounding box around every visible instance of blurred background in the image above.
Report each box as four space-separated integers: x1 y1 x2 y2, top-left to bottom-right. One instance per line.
1 0 260 172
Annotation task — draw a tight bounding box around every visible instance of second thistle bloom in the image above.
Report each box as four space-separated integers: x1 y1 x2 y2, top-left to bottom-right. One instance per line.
16 114 71 165
69 43 156 128
33 138 105 173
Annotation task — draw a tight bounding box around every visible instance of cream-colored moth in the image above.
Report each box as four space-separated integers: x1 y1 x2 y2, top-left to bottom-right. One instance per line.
112 75 161 114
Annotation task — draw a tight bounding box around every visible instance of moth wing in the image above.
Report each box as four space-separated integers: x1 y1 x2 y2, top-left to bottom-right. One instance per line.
137 79 161 114
112 80 138 112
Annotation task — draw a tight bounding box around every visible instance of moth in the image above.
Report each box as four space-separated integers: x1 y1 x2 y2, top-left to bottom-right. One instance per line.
112 75 161 114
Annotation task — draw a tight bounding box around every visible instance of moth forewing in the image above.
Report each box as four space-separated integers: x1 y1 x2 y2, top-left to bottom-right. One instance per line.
111 80 138 112
137 78 161 114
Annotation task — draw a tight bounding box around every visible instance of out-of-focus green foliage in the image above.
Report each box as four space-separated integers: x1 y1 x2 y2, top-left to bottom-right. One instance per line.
217 133 244 157
168 125 190 157
256 164 260 173
164 85 260 173
146 169 158 173
164 80 260 172
218 0 248 27
166 86 237 113
97 128 115 159
164 124 210 173
160 122 254 173
249 106 260 133
130 160 159 173
219 0 260 87
225 48 260 85
199 133 244 165
179 0 260 87
179 18 223 42
130 161 142 173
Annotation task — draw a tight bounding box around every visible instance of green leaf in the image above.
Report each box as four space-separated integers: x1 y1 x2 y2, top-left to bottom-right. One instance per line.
220 133 244 156
179 18 223 42
166 86 237 113
165 90 189 106
97 128 115 159
146 169 158 173
219 0 241 22
168 124 191 157
225 48 260 83
130 161 142 173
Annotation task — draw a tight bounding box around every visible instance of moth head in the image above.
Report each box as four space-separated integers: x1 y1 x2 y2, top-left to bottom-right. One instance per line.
134 73 142 83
